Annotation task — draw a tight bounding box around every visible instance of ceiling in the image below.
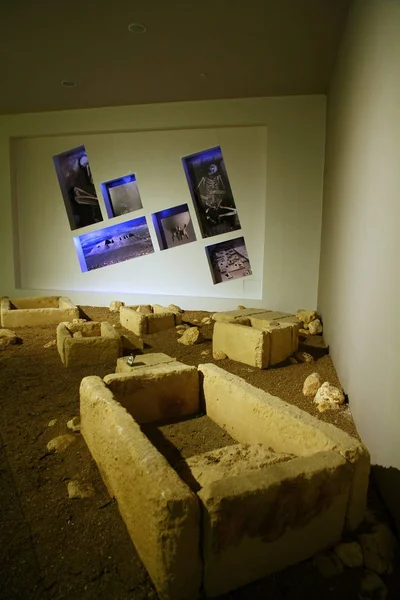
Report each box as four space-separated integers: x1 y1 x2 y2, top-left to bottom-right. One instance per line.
0 0 351 115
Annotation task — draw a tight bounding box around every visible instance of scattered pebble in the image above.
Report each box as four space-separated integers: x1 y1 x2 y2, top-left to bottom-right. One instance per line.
48 419 57 427
67 416 81 433
43 339 56 349
67 480 95 499
47 434 76 453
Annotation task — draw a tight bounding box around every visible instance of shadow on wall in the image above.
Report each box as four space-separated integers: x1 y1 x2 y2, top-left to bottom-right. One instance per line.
372 465 400 539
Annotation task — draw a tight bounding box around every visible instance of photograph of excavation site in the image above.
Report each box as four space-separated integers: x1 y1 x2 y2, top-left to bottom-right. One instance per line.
1 2 399 600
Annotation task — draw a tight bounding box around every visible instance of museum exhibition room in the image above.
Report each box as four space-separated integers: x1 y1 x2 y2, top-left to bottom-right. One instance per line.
0 1 399 599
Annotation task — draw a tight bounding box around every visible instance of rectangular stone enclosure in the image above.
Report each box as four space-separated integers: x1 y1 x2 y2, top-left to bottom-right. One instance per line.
80 362 370 600
120 305 180 336
1 296 79 328
57 321 122 367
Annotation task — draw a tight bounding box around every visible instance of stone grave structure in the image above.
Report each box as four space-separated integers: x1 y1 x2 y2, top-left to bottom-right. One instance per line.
57 320 122 367
120 304 182 336
1 296 79 328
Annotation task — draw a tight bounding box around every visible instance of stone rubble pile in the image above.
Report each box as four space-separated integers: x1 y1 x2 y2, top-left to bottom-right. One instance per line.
296 309 323 336
302 372 345 412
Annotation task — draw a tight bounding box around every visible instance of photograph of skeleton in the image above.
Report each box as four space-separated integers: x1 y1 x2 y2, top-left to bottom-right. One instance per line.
74 216 154 272
182 146 241 238
152 203 197 251
205 236 252 284
53 145 103 230
100 174 143 218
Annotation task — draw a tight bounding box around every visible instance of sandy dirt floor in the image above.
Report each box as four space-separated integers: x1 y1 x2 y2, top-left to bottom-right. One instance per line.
0 307 399 600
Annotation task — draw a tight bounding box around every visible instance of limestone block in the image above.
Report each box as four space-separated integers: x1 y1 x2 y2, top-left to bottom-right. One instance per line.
1 296 79 327
264 322 294 365
80 376 202 600
116 353 175 373
56 322 71 364
167 304 183 313
120 306 147 335
199 451 352 597
213 322 270 369
303 373 323 397
104 362 199 423
109 300 125 312
198 364 370 532
101 321 122 354
136 305 153 314
47 434 76 453
249 311 294 328
178 327 204 345
213 308 267 323
68 321 101 336
65 337 120 368
146 312 175 334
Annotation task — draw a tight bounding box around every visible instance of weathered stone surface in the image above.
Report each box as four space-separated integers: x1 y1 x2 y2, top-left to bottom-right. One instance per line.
120 331 144 352
80 376 202 600
57 321 122 367
237 305 246 309
67 480 94 499
265 322 295 365
296 310 318 327
358 524 398 574
136 305 153 314
178 327 204 345
67 416 81 432
116 353 175 373
0 328 18 348
314 382 345 411
73 331 83 338
201 317 212 325
43 339 56 348
359 570 388 600
201 350 211 357
120 306 147 335
109 300 125 312
104 362 199 423
313 551 344 577
147 313 176 334
48 419 57 427
213 350 227 360
303 373 323 397
308 318 323 335
295 351 314 362
47 434 76 453
199 364 370 532
334 541 363 568
212 308 267 323
249 311 294 329
1 296 79 328
167 304 183 314
185 443 295 489
213 322 270 368
67 321 101 336
199 450 352 597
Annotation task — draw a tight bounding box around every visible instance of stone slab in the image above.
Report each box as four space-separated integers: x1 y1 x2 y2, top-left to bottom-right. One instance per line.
213 322 270 368
57 321 121 367
80 376 202 600
120 306 147 335
213 308 269 323
146 312 176 334
104 362 199 423
116 353 176 373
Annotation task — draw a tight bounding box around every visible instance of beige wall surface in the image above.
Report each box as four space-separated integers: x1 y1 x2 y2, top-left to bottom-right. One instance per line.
0 95 326 311
319 0 400 531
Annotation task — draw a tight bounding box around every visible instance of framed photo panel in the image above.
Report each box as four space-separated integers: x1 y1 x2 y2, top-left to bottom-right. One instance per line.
100 174 143 218
205 236 252 284
152 203 197 251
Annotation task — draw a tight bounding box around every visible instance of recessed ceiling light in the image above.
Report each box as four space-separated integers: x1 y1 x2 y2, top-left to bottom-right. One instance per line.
127 22 147 34
61 80 78 88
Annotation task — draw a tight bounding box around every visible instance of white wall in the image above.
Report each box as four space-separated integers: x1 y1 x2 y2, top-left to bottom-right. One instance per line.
0 95 326 311
319 0 400 529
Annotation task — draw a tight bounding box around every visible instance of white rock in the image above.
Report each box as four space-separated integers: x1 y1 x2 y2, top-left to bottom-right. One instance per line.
201 350 210 357
72 318 87 324
0 328 18 349
67 480 95 499
296 310 318 327
303 373 323 396
295 351 314 363
67 416 81 433
109 300 125 312
213 350 227 360
47 434 76 453
178 327 204 345
359 570 388 600
48 419 58 427
201 317 212 325
334 541 363 568
316 398 341 413
313 551 344 578
358 524 398 575
314 382 345 409
308 318 323 335
43 339 56 349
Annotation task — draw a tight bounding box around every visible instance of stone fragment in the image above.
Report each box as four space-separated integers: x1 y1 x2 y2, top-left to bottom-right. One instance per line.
299 328 310 336
201 317 212 325
237 305 246 309
178 327 204 345
48 419 57 427
136 305 152 314
308 318 323 335
358 524 398 574
303 373 323 397
43 339 56 348
314 382 345 410
213 350 227 360
67 480 95 499
0 328 18 348
313 551 344 578
316 399 341 413
167 304 183 314
73 331 83 338
67 416 81 433
359 570 388 600
201 350 211 357
72 318 87 324
109 300 125 312
295 351 314 363
296 310 318 327
47 434 76 453
334 541 363 568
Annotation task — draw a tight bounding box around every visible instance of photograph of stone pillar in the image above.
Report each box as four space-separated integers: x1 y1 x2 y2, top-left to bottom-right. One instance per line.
205 236 252 284
74 216 154 272
152 203 197 251
100 174 143 218
53 145 103 230
182 146 241 238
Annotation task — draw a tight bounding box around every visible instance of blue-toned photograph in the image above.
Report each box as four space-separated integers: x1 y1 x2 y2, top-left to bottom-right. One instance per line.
205 236 252 284
152 203 197 251
182 146 241 238
101 173 143 218
74 216 154 272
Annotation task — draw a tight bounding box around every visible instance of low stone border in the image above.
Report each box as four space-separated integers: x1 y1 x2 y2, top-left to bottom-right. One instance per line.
1 296 79 328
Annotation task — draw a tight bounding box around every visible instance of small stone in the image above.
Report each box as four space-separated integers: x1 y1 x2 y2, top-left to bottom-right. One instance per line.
201 317 212 325
67 416 81 433
0 328 18 349
43 339 56 349
358 524 397 575
72 318 87 324
136 305 152 314
296 310 318 327
316 398 341 413
237 305 246 310
359 570 388 600
314 382 345 409
308 318 323 335
295 352 314 363
109 300 125 312
299 328 310 336
213 350 227 360
167 304 183 314
313 551 344 578
303 373 323 396
192 319 199 323
48 419 57 427
201 350 210 357
67 480 95 499
47 434 76 453
178 327 204 345
334 541 363 568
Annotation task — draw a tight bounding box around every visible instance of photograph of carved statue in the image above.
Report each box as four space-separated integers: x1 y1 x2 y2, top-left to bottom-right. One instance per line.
152 204 197 251
74 216 154 272
205 236 252 284
182 146 241 238
101 174 143 218
53 145 103 230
